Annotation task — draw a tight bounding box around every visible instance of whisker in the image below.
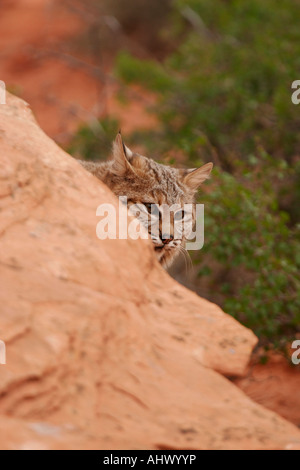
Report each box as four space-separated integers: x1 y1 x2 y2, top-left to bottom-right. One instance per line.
178 245 192 275
179 246 188 273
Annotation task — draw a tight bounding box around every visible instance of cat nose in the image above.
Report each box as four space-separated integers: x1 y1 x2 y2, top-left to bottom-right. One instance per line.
162 234 174 244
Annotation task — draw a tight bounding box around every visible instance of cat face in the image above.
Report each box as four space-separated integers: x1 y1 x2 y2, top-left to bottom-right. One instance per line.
104 133 213 267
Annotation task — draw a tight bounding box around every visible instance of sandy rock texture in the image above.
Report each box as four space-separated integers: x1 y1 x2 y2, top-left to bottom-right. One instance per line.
234 353 300 428
0 93 300 450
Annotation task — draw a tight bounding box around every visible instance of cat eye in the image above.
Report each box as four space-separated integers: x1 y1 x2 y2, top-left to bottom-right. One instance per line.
143 203 153 213
174 210 185 221
143 203 159 215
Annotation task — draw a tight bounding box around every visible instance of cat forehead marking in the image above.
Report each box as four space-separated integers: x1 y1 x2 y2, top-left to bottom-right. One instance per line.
141 158 185 202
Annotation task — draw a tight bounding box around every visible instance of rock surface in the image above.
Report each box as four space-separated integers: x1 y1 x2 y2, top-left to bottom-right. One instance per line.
0 93 299 449
234 353 300 428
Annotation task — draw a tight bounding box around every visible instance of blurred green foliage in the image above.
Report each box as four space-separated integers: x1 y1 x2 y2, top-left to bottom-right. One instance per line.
68 117 119 161
69 0 172 58
117 0 300 166
70 0 300 350
203 156 300 346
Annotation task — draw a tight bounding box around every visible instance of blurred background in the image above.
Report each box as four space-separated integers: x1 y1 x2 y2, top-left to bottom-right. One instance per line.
1 0 300 359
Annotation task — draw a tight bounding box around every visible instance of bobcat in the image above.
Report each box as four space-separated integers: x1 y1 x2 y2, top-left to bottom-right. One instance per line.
80 132 213 268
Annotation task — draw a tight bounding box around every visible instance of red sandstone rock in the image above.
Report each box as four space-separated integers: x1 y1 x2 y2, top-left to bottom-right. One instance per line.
234 353 300 427
0 93 299 450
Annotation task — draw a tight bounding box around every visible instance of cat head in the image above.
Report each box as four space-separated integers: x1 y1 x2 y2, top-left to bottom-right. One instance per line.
105 132 213 267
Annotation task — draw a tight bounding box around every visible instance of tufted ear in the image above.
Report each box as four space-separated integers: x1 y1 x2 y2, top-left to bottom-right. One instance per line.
180 162 213 190
112 132 134 176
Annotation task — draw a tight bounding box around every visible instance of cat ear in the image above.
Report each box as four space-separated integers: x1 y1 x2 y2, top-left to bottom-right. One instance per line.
181 162 213 190
124 144 133 159
112 132 134 175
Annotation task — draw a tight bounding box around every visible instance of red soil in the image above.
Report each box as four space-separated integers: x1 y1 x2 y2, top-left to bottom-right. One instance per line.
0 0 156 143
234 353 300 427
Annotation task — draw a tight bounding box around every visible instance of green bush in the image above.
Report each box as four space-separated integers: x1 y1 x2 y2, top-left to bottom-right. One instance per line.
118 0 300 162
201 155 300 347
